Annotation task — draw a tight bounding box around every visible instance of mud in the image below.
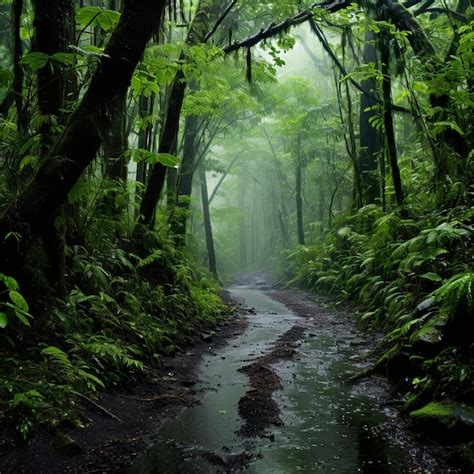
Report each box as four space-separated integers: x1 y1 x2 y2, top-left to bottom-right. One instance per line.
237 325 305 438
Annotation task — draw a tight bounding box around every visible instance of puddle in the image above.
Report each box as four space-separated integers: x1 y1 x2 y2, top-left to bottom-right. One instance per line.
128 286 456 473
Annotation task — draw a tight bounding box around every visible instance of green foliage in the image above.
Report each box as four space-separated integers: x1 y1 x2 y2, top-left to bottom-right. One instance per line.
76 6 120 32
285 201 473 401
0 274 32 332
129 149 179 167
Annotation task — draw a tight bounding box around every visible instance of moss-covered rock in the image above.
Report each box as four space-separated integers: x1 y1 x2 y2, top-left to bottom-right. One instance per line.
410 401 474 441
50 433 84 456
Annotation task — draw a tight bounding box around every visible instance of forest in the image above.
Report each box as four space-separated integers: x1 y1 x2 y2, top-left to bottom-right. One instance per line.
0 0 472 472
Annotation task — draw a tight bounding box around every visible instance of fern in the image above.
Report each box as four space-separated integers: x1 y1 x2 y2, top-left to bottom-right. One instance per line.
432 272 474 315
41 346 75 380
41 346 105 391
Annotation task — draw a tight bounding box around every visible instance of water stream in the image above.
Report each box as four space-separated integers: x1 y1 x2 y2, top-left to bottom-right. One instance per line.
128 285 454 473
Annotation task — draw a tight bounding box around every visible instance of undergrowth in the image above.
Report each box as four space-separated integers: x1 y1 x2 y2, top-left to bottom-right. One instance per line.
283 196 473 408
0 217 226 440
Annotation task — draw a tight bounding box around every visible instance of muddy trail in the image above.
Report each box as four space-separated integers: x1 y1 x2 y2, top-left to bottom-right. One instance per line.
128 275 455 473
5 275 458 473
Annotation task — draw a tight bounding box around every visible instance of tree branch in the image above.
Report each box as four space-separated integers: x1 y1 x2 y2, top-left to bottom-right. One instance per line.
208 155 239 205
203 0 237 43
309 18 411 114
223 0 349 54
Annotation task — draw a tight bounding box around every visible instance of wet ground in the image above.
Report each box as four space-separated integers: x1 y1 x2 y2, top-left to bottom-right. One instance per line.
127 277 456 473
3 278 457 473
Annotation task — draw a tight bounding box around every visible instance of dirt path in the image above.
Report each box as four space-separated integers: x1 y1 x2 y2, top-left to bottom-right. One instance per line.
2 281 457 473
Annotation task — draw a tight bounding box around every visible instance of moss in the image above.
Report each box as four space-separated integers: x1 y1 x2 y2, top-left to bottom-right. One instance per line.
410 402 474 441
411 402 452 418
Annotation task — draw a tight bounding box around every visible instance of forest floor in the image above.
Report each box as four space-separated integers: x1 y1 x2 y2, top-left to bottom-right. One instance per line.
2 291 249 474
3 276 457 473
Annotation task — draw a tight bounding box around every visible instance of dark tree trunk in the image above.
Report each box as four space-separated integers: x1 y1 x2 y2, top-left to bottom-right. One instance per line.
199 163 217 277
104 95 128 182
137 74 186 226
33 0 75 293
0 0 166 280
295 144 305 245
136 94 154 186
12 0 26 133
166 167 178 205
172 114 199 242
33 0 75 147
380 32 404 207
359 30 382 205
137 0 220 228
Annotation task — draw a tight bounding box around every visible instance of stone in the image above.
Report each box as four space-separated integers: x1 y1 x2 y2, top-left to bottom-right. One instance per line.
410 401 474 441
50 433 84 457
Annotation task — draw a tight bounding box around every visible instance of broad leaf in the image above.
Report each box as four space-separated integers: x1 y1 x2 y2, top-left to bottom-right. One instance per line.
131 149 179 167
0 312 8 329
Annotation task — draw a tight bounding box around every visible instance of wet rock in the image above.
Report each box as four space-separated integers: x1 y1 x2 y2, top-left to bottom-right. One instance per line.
50 433 84 457
410 402 474 441
202 451 227 466
162 344 177 356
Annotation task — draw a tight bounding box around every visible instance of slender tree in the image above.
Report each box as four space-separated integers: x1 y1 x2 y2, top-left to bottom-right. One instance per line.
199 161 217 277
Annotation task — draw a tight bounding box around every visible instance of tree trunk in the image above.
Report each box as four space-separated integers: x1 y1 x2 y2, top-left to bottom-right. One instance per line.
33 0 75 147
295 143 305 245
0 0 166 280
199 163 217 277
383 0 469 163
33 0 75 293
104 95 128 182
359 30 382 205
380 32 404 207
137 0 221 228
172 114 200 243
137 72 186 226
12 0 26 134
136 94 154 186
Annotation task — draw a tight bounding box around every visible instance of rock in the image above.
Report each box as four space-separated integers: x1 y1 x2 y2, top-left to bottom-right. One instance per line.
162 344 177 356
201 333 213 342
50 433 84 457
410 402 474 441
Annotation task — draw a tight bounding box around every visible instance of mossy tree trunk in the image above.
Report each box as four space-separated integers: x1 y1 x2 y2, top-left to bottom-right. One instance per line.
172 114 200 244
0 0 166 281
